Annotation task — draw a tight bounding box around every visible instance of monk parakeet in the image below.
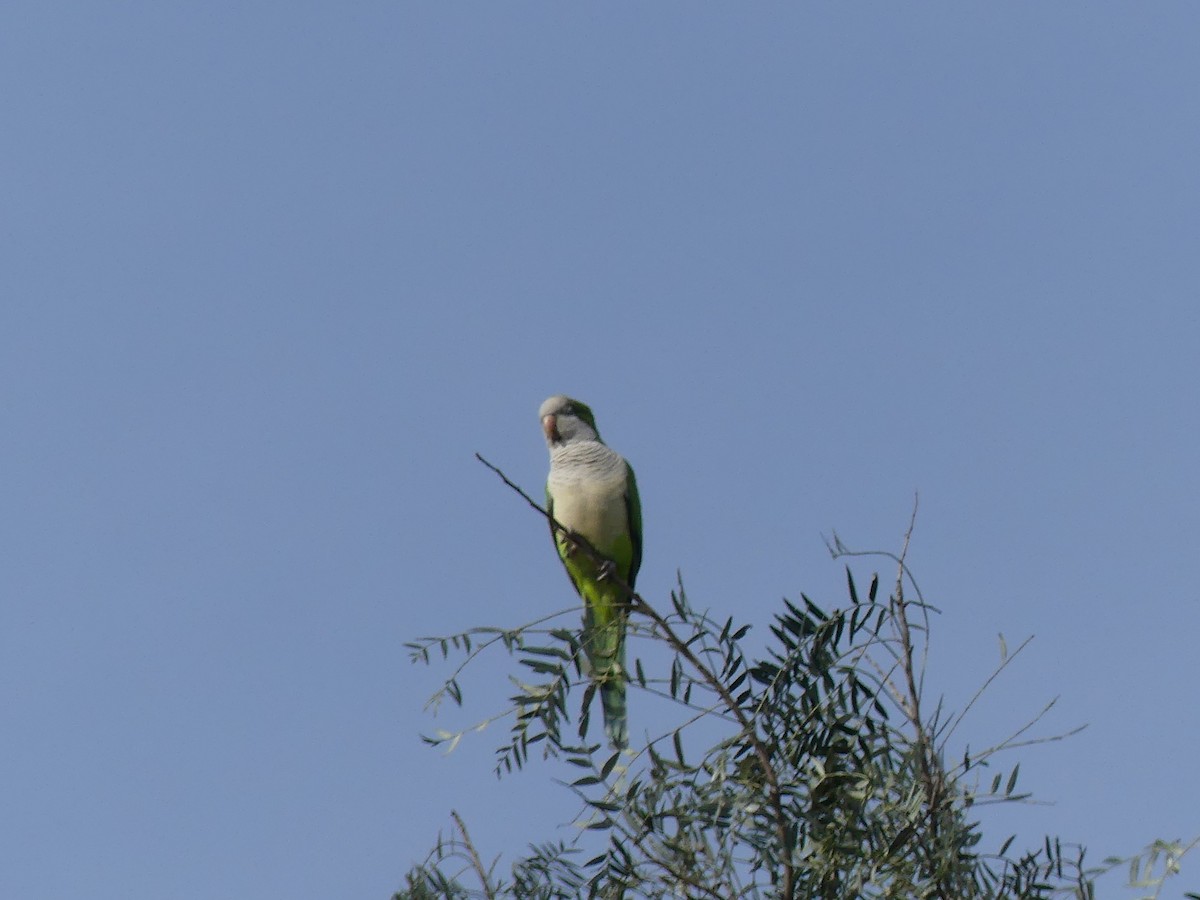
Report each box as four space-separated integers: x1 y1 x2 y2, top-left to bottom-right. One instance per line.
539 395 642 749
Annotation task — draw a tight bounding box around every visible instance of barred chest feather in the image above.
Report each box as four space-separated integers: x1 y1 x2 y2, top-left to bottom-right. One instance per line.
548 443 629 550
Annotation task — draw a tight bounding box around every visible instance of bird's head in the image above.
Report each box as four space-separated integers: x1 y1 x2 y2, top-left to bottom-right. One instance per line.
539 394 601 446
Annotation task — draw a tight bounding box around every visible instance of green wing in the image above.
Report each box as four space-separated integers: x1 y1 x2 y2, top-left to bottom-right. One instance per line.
546 471 639 749
546 487 581 595
624 461 643 590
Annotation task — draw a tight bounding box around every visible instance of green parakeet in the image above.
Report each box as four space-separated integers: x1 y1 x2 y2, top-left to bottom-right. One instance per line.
539 395 642 750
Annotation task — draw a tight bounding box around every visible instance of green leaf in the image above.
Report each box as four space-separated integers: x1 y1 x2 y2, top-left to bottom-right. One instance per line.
600 751 620 781
803 595 829 621
1005 763 1020 795
524 645 570 660
887 825 916 856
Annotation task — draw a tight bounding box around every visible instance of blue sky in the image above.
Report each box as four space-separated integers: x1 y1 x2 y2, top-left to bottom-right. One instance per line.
2 3 1197 897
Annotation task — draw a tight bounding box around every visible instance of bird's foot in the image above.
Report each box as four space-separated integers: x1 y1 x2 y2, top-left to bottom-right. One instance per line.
596 559 617 582
559 530 581 558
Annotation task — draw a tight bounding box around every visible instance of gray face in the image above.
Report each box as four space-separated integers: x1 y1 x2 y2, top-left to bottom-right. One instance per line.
540 395 598 446
538 394 572 420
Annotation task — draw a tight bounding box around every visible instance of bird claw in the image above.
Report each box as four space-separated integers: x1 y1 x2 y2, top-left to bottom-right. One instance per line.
597 559 617 582
559 530 580 558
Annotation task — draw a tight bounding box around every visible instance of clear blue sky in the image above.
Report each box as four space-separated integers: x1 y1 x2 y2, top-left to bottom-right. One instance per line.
2 3 1197 897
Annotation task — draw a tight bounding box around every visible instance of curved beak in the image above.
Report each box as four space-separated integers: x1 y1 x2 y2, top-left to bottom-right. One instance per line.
541 413 559 443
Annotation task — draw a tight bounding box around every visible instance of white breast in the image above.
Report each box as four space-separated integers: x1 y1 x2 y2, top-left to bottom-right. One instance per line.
548 442 629 548
550 475 627 546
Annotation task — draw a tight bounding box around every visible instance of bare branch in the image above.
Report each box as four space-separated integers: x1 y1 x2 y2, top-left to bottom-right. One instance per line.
943 634 1036 747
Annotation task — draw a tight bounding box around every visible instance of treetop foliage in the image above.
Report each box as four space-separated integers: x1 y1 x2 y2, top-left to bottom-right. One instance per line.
397 459 1195 900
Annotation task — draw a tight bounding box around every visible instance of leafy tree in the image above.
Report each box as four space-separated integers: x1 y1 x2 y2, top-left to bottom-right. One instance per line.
397 459 1192 899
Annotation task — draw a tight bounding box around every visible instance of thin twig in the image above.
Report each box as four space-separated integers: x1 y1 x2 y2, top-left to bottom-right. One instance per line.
942 634 1035 746
413 611 577 711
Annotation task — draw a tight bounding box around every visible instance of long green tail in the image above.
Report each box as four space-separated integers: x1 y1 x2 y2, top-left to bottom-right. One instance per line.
583 597 628 749
600 676 627 750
